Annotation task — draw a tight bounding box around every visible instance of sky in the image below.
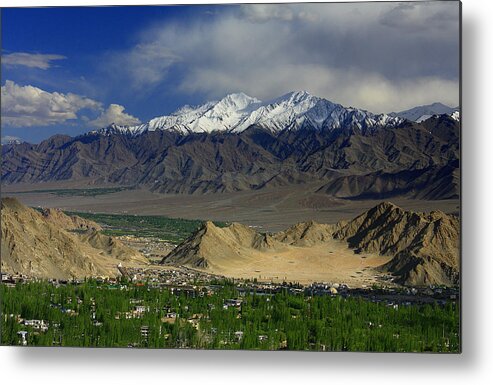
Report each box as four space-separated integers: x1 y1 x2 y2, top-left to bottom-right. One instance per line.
1 2 460 143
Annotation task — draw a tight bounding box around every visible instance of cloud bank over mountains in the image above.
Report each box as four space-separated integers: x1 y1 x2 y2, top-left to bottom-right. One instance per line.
105 2 459 113
89 104 141 128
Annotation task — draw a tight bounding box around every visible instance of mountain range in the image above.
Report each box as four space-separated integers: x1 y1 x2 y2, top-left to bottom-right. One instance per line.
94 91 404 136
1 91 460 200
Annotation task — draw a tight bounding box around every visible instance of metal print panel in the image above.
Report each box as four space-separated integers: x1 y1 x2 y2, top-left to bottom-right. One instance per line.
0 1 461 352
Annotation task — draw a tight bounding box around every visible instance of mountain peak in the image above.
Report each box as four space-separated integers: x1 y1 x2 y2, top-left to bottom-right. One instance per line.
271 90 317 105
373 201 400 211
214 92 261 111
203 220 217 230
429 102 451 108
285 90 312 99
223 91 259 103
391 102 458 122
1 136 23 145
1 197 25 211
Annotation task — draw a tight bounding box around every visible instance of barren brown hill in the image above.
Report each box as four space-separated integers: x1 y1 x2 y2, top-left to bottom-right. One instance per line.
163 221 284 268
163 202 459 286
1 197 146 279
273 221 336 246
79 230 145 261
41 207 102 231
333 202 459 286
162 220 389 285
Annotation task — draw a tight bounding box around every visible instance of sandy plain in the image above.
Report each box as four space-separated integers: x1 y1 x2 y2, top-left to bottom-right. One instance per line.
196 240 393 286
2 182 459 232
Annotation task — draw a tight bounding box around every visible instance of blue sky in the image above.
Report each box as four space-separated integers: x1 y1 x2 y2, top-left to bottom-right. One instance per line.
1 3 460 143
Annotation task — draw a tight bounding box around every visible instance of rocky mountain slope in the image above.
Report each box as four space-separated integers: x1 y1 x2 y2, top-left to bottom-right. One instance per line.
333 202 459 286
1 92 460 200
163 221 284 268
0 197 146 279
163 202 459 286
273 221 336 246
317 159 459 200
40 207 102 231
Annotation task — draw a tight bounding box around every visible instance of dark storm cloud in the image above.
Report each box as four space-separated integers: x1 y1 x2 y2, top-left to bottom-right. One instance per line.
283 1 459 81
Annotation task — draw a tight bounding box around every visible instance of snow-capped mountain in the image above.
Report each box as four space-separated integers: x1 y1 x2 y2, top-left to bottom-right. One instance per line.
94 91 403 137
1 136 23 145
390 102 459 122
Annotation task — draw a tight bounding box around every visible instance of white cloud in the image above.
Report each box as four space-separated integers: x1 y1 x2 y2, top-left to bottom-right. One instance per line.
90 104 141 127
2 52 67 70
1 80 141 129
105 2 459 112
379 2 459 33
180 64 458 113
1 80 101 127
105 41 181 91
239 4 295 23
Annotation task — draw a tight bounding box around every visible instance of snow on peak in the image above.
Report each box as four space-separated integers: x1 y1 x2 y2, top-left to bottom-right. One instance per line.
280 90 313 102
218 92 261 109
94 91 403 137
391 103 457 122
1 135 23 145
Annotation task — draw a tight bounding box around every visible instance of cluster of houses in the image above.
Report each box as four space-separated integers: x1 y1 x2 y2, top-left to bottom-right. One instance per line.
223 298 243 309
23 319 49 332
12 318 50 345
117 235 174 260
314 284 460 305
122 265 224 287
1 272 30 287
305 282 349 296
115 304 150 320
